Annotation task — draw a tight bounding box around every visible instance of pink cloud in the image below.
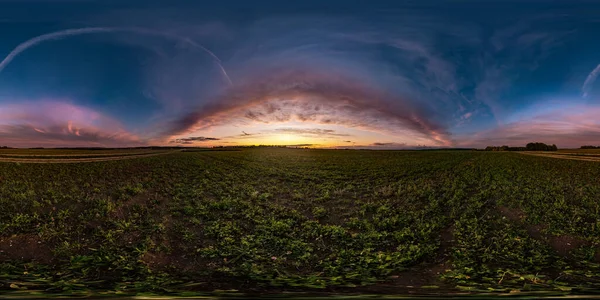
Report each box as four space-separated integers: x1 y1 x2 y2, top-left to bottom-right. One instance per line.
0 101 143 147
456 105 600 148
165 68 452 146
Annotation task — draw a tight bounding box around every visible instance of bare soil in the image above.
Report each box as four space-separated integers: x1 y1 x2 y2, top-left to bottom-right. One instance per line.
0 234 53 263
498 206 592 260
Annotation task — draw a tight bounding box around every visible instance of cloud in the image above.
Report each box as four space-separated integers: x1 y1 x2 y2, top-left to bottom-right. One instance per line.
165 67 451 146
371 142 407 147
155 12 577 146
582 64 600 99
456 105 600 148
170 136 220 144
224 127 350 141
330 141 411 150
0 27 231 85
473 16 574 122
116 12 496 147
1 6 593 149
0 101 142 147
271 128 350 138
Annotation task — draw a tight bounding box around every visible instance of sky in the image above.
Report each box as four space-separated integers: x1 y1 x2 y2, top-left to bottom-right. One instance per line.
1 0 600 149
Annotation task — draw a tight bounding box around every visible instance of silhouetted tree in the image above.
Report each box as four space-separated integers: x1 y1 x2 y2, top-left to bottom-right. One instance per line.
484 143 556 151
526 142 557 151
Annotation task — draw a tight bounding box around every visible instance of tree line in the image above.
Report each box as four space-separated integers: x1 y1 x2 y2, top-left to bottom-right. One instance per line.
484 142 557 151
581 145 600 149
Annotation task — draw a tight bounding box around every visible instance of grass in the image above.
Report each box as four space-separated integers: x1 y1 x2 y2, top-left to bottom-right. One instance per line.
0 148 599 297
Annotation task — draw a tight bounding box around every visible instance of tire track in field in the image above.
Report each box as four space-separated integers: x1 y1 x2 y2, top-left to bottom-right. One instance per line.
519 152 600 162
0 152 153 157
0 151 179 163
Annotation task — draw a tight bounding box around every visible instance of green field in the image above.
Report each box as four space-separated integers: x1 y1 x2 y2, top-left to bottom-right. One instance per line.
1 149 599 297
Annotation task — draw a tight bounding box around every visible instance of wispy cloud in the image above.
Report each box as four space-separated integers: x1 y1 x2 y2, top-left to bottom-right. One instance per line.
271 128 350 137
372 142 407 147
456 105 600 148
0 101 141 147
224 127 351 141
474 16 574 123
582 64 600 98
170 136 220 144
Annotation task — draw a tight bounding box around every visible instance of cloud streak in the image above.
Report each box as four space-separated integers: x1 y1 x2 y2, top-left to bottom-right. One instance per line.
0 27 232 85
582 64 600 99
271 128 350 137
170 136 220 144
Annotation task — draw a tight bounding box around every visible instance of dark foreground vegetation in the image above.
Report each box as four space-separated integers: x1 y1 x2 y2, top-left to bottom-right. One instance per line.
1 149 599 297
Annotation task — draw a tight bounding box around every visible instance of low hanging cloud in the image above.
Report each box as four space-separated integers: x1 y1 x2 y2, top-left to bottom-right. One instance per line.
331 141 410 150
456 105 600 148
271 128 350 138
0 101 142 147
372 142 408 147
170 136 220 144
225 127 350 140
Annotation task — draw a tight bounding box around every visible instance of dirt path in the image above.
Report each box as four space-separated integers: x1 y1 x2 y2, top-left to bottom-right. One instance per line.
0 152 153 157
519 152 600 162
0 151 178 163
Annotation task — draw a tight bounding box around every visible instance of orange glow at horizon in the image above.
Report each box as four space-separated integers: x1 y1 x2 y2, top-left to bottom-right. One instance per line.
168 120 442 148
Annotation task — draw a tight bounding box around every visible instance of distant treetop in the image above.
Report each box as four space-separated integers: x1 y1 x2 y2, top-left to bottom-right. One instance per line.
484 142 557 151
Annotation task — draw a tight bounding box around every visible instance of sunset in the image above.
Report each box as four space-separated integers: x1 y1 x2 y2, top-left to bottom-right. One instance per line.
1 1 600 149
2 0 600 298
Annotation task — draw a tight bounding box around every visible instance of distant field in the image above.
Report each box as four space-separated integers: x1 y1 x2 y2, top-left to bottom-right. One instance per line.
1 149 599 297
522 149 600 162
559 148 600 154
0 149 176 163
0 149 155 155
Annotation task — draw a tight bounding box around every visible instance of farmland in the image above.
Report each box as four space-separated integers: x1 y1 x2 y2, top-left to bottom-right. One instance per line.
1 148 600 297
522 149 600 162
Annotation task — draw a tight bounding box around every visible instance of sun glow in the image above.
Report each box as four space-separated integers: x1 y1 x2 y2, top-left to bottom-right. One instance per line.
277 134 293 143
172 120 417 148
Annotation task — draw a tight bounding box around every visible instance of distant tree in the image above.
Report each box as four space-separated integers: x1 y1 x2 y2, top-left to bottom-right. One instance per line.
484 143 555 151
508 147 526 151
526 142 557 151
